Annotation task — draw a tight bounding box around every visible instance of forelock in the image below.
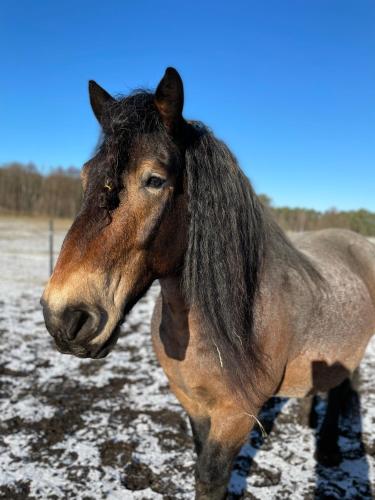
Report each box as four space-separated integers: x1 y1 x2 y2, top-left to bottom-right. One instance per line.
84 91 177 215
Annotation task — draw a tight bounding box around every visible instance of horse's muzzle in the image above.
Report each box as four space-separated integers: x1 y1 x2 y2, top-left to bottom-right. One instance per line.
40 298 112 358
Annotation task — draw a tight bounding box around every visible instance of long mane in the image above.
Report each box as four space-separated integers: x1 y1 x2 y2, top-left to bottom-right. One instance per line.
92 90 323 405
183 125 323 405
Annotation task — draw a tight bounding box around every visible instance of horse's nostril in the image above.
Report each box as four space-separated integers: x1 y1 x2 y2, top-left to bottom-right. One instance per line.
42 300 100 345
64 309 91 340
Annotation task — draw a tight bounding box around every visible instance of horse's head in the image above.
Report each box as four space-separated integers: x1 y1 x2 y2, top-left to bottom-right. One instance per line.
41 68 188 358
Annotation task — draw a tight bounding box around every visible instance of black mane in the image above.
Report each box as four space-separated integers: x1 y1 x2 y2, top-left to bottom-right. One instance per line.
89 90 323 405
183 126 323 405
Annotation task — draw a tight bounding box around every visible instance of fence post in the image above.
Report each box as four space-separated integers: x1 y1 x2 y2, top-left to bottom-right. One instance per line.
49 219 54 275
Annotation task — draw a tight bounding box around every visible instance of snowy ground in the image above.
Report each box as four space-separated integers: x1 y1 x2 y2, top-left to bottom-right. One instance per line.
0 217 374 499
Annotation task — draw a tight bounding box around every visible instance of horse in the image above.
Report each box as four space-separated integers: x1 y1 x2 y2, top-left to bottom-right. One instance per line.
41 67 375 499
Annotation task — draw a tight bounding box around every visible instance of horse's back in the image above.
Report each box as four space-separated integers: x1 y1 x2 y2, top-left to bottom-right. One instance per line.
277 229 375 397
291 227 375 261
292 228 375 306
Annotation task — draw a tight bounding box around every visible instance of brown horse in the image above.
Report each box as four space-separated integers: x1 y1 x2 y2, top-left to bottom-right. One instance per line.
41 68 375 499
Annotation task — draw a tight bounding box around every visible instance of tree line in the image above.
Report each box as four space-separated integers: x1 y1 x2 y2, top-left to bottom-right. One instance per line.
1 163 374 236
258 195 375 237
0 163 82 218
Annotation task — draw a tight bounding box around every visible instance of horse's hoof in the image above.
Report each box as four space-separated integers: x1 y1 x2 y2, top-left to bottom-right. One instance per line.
315 447 342 467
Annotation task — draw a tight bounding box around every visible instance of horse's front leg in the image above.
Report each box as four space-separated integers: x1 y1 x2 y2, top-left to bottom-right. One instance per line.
192 408 256 500
189 416 211 456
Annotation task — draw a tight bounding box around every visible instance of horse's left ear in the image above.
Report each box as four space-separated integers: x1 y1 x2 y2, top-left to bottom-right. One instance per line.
155 67 184 134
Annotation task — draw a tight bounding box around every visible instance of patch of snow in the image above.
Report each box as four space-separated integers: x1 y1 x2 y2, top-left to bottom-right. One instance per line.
0 218 374 499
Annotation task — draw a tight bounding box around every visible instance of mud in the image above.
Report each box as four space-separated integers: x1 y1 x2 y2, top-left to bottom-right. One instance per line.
0 219 374 499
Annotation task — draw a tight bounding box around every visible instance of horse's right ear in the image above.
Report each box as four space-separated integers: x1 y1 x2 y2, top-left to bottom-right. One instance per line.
88 80 115 125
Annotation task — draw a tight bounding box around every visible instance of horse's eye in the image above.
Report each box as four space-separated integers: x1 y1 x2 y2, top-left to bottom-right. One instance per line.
146 175 166 189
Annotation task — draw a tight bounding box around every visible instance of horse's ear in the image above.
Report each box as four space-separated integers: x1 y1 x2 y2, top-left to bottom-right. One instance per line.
155 67 184 133
88 80 115 125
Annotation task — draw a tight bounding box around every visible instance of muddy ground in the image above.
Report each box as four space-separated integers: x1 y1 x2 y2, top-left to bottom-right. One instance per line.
0 218 374 499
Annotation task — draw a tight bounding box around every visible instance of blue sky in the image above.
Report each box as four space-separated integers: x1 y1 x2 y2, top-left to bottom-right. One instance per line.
1 1 374 211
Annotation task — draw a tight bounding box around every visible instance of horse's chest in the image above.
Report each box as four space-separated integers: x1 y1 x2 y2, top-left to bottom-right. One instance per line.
150 298 236 415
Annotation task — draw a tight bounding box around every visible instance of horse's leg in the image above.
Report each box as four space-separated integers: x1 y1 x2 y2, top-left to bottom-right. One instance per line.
195 440 234 500
168 381 258 499
316 378 350 466
189 416 211 456
194 410 254 500
308 395 319 429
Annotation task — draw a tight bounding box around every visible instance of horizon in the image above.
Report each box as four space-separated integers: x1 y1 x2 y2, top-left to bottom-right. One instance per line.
1 1 374 212
2 160 375 215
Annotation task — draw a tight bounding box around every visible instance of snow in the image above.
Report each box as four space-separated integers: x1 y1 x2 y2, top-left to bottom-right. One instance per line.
0 217 374 499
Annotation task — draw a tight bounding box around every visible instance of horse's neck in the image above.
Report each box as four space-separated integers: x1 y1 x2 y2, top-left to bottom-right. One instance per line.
159 275 187 310
158 275 191 329
157 234 299 341
157 275 197 360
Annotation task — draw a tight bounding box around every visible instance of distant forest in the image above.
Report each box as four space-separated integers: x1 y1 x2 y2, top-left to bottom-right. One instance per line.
1 163 375 236
0 163 82 219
